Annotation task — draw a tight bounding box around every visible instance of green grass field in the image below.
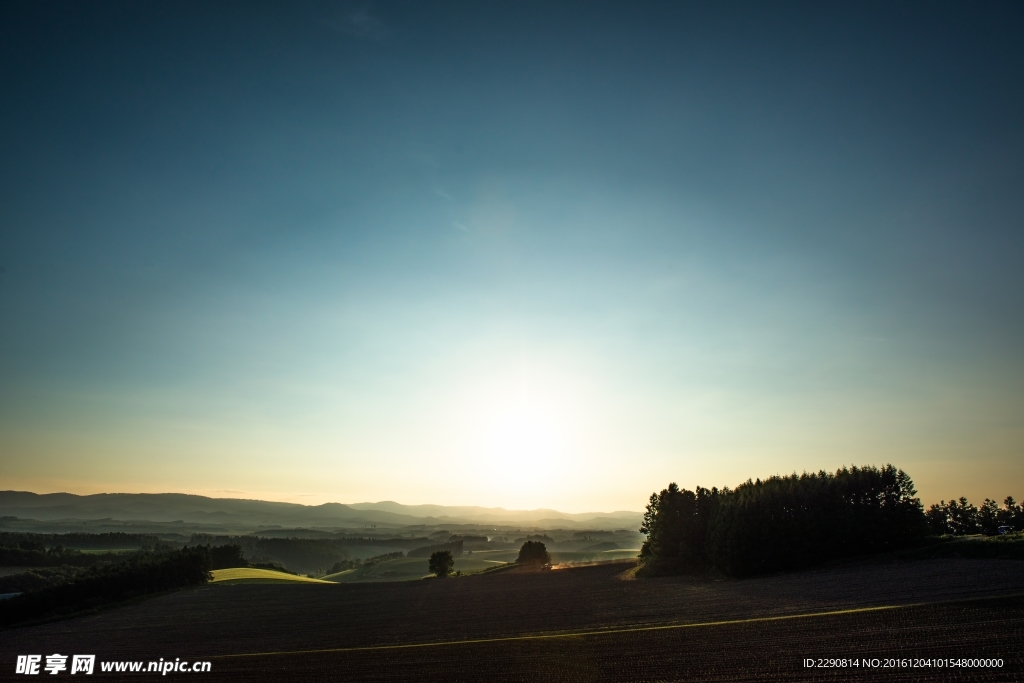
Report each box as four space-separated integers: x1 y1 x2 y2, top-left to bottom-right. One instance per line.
211 568 334 584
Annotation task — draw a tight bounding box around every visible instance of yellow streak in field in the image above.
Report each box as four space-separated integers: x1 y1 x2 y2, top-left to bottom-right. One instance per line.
210 568 333 584
212 591 1024 659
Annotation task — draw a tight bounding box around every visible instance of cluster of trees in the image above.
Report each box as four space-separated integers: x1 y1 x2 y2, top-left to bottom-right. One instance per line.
186 534 434 574
0 543 250 625
0 540 129 568
640 465 928 577
515 534 554 545
0 532 178 551
0 545 244 626
187 535 357 573
926 497 1022 535
0 566 82 594
195 544 248 570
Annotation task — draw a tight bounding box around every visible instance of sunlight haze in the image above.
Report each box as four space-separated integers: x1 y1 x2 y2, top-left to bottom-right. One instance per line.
1 2 1022 512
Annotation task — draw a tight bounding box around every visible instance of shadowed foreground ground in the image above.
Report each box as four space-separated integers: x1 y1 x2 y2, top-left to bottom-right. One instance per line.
1 558 1022 681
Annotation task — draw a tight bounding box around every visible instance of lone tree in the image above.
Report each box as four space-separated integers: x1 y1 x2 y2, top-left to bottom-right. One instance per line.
428 550 455 578
516 540 551 566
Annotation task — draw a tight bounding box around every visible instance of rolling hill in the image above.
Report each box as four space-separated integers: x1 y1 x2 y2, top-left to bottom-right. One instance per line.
0 491 642 534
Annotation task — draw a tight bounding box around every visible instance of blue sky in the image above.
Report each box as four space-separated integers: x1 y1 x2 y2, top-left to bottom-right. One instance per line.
1 1 1022 510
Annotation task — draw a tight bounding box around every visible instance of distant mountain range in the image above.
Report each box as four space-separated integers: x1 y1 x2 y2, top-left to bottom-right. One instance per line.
0 491 642 534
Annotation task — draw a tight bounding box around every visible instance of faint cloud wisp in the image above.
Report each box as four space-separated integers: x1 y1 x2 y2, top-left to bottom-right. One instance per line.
343 10 390 42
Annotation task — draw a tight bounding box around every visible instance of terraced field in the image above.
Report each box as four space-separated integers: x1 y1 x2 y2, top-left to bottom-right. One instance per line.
1 558 1021 681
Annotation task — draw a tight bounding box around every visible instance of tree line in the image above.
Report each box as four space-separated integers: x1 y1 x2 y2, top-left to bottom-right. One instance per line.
0 541 127 568
186 534 434 574
0 545 245 627
926 497 1022 535
639 464 929 577
0 532 180 550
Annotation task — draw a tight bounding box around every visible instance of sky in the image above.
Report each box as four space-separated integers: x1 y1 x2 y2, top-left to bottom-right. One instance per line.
1 1 1022 512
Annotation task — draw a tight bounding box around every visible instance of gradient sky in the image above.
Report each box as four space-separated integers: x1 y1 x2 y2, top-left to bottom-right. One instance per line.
1 1 1022 512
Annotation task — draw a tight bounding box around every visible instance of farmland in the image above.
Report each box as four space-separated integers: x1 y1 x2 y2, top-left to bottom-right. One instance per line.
209 568 332 584
322 548 641 583
1 557 1022 681
324 555 505 582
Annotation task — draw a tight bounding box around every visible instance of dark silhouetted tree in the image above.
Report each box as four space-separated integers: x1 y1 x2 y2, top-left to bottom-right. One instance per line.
1000 497 1023 530
926 502 950 535
945 497 979 535
428 550 454 578
978 499 1001 535
517 541 550 565
639 483 720 573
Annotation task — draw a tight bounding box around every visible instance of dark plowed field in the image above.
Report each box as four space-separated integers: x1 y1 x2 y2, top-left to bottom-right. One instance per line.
2 558 1022 681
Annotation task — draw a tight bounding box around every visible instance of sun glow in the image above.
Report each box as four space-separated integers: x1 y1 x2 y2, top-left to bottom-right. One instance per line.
453 365 586 498
484 404 563 471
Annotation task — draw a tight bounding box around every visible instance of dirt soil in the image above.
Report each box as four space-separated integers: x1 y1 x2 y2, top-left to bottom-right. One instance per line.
1 557 1022 681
